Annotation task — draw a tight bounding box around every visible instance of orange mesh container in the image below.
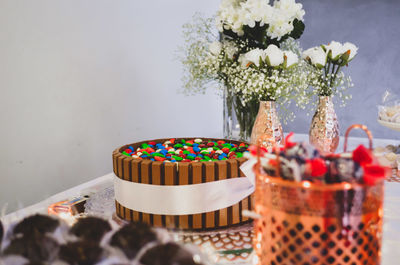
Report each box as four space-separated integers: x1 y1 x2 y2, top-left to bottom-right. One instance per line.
253 125 385 265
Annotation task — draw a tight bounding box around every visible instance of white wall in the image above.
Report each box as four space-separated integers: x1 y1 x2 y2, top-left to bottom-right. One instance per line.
0 0 221 213
1 0 399 213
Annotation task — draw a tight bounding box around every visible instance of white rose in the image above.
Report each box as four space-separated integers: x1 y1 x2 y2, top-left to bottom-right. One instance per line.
324 41 343 60
209 41 222 56
264 44 284 66
303 47 326 68
239 48 265 67
342 42 358 61
283 50 298 67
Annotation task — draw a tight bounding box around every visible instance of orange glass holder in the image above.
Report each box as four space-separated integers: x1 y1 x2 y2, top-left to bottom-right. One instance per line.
253 125 385 265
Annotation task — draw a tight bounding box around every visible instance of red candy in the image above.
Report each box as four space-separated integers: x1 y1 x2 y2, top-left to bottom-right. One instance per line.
125 149 132 154
218 140 225 145
170 138 175 144
146 147 155 153
149 141 156 145
207 142 214 147
155 156 166 161
222 148 230 153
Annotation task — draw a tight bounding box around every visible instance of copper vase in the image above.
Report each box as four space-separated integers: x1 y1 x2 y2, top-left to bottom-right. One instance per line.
250 101 284 148
309 96 339 153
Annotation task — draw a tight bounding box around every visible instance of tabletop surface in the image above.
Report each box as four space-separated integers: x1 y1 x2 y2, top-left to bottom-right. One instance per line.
2 133 400 264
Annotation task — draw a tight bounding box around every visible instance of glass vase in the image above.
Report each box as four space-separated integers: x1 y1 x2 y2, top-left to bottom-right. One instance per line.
309 96 339 154
223 86 259 142
250 101 284 148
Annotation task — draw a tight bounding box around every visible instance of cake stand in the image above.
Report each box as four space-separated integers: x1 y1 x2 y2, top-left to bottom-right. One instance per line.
377 119 400 132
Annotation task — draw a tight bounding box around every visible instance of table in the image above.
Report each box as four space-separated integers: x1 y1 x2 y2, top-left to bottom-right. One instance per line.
2 134 400 264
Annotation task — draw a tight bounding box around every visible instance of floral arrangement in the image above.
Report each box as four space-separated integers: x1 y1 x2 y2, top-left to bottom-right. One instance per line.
303 41 357 103
179 0 313 140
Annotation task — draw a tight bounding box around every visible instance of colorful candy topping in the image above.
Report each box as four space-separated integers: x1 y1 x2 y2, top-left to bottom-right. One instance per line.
121 138 249 162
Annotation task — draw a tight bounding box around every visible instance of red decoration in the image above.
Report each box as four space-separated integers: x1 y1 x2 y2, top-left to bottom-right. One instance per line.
307 158 328 177
249 145 268 156
363 164 387 185
284 132 296 149
352 145 373 165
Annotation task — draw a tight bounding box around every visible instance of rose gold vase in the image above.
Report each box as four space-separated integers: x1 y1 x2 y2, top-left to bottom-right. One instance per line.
309 96 339 154
250 101 284 148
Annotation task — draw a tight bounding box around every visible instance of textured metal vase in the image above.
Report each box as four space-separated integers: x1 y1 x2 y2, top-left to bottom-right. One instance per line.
250 101 284 148
309 96 339 153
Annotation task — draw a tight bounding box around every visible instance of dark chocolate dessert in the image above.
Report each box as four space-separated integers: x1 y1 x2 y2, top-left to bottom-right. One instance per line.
110 222 157 260
13 214 59 237
59 241 103 265
3 235 59 262
69 216 111 242
140 242 204 265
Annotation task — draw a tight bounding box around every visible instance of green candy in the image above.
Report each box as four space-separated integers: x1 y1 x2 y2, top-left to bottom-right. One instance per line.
203 156 211 161
213 146 220 151
142 151 150 156
153 153 165 157
183 150 190 155
172 155 183 161
168 150 175 154
230 147 237 152
141 143 150 149
221 157 228 160
187 156 194 160
174 144 183 148
122 151 130 156
237 152 243 158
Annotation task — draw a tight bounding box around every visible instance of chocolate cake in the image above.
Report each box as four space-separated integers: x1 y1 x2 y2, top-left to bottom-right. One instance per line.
113 138 254 230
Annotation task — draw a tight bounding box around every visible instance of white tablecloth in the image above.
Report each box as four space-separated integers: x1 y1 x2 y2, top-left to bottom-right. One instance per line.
2 133 400 264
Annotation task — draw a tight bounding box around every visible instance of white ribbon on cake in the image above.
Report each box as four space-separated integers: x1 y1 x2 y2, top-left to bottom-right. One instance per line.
114 159 257 215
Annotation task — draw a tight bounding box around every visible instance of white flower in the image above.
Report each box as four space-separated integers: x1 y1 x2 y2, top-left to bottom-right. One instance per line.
223 41 239 59
209 41 222 55
342 42 358 60
215 0 305 40
264 44 284 66
283 50 298 67
303 47 326 67
239 48 265 67
324 41 343 60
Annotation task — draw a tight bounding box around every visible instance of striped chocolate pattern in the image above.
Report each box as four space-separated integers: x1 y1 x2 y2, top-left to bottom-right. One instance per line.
113 138 253 230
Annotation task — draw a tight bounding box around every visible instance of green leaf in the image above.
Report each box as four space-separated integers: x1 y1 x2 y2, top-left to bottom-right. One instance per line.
289 19 305 40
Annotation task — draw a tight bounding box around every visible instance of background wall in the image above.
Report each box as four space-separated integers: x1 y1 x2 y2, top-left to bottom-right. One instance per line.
0 0 399 213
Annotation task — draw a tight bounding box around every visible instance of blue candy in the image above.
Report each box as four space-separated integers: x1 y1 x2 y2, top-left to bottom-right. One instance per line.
141 155 148 158
150 158 155 161
129 146 135 151
160 150 168 155
193 147 201 153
